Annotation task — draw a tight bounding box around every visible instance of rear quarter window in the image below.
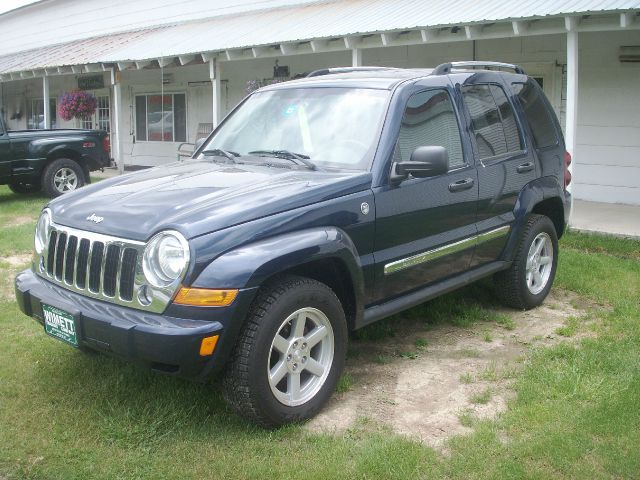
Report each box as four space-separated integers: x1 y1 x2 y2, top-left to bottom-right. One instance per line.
511 81 558 149
461 84 523 160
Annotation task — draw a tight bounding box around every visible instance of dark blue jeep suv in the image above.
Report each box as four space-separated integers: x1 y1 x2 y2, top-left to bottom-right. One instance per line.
16 61 571 427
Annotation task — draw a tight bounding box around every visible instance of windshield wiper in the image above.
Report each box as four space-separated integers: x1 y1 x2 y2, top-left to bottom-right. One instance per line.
202 148 240 164
248 150 316 170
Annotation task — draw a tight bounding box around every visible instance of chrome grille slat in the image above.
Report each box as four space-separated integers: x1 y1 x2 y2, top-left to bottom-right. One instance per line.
119 248 138 301
64 235 78 285
46 230 57 275
54 232 67 280
114 247 126 299
75 238 90 289
89 242 104 293
103 244 121 297
38 224 146 307
97 241 109 294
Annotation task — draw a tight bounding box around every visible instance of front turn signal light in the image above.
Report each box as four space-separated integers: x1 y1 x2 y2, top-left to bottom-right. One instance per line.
174 287 238 307
199 335 219 356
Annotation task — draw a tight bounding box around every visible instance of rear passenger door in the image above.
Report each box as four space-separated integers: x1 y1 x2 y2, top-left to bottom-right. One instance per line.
460 81 537 267
372 86 478 302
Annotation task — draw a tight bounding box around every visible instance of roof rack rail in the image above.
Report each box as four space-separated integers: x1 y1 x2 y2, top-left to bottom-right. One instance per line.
306 66 400 77
432 61 527 75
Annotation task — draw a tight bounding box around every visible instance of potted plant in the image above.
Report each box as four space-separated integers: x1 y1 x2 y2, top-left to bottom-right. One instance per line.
58 90 97 121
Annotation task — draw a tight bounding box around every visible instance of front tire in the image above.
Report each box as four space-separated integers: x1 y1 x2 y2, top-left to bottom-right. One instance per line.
42 158 86 198
223 275 347 427
494 214 558 310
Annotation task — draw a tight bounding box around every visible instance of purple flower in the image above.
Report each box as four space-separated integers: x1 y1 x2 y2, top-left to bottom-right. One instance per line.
58 90 97 121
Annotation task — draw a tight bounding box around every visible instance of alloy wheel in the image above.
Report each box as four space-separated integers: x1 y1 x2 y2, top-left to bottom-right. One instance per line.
526 232 553 295
53 167 79 193
267 307 334 407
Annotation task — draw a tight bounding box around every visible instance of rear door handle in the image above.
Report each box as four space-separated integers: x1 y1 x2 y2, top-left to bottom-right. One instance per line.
448 177 475 193
517 162 535 173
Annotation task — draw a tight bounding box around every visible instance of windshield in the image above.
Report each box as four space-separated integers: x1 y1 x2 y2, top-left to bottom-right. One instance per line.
200 87 389 170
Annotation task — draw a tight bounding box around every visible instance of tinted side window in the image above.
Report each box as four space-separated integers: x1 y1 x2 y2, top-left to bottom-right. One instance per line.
511 80 558 148
461 84 522 159
398 89 464 168
490 85 522 153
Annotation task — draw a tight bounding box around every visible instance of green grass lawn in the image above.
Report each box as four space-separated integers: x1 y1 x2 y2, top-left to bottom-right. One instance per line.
1 184 639 479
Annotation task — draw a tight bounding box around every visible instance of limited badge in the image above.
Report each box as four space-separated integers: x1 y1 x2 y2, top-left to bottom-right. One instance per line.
360 202 370 215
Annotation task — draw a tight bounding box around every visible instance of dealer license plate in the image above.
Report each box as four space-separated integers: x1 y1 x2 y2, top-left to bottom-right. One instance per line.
42 304 78 347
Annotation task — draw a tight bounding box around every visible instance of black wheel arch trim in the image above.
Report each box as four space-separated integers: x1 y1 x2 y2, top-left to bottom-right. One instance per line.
190 227 366 325
501 175 569 263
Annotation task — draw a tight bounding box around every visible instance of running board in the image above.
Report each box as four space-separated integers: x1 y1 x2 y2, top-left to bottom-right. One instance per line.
359 261 510 329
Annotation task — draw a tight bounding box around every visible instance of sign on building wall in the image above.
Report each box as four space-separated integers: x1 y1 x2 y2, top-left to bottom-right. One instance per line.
78 75 104 90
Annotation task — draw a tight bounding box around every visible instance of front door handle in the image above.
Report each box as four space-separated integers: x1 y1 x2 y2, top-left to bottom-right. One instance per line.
517 162 535 173
448 177 475 193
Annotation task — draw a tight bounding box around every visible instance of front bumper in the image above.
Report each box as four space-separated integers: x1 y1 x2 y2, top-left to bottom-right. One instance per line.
15 269 257 381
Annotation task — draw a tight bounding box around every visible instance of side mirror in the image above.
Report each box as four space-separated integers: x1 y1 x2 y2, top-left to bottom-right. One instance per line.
392 146 449 183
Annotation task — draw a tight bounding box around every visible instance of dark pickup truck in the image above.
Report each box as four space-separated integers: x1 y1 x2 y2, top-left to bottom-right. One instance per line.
16 61 571 427
0 114 111 197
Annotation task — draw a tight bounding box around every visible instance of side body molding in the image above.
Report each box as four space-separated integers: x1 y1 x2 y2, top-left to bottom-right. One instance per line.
192 227 366 320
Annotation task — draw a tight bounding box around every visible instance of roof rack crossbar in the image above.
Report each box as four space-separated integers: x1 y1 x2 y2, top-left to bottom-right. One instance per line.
306 66 401 77
432 61 526 75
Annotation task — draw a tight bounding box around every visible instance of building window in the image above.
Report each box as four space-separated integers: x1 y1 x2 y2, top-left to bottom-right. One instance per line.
135 93 186 142
79 95 111 131
28 98 57 129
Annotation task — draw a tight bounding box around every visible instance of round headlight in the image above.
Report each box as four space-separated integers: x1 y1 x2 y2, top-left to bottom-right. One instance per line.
143 231 190 288
35 209 52 254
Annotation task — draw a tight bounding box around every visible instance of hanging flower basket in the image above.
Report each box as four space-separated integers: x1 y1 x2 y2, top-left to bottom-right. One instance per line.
58 90 98 121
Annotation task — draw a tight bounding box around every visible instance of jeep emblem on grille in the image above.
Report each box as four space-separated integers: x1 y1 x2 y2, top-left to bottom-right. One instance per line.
86 213 104 224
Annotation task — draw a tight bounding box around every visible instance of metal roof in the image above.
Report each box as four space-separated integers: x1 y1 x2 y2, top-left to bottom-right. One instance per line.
0 0 639 76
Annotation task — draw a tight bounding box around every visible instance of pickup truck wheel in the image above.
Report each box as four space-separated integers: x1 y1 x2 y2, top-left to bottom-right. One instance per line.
42 158 85 197
8 182 40 194
222 275 347 427
494 214 558 310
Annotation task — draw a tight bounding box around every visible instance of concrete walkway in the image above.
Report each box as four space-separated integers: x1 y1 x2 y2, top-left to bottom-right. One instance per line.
571 200 640 238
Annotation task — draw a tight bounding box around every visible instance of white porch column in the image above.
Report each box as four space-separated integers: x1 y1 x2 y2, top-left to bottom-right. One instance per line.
209 58 221 126
352 48 362 67
110 68 123 173
565 18 579 205
42 75 50 129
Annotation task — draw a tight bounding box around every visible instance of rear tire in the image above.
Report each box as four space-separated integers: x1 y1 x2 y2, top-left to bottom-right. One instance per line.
222 275 347 427
494 214 558 310
8 182 40 194
42 158 86 198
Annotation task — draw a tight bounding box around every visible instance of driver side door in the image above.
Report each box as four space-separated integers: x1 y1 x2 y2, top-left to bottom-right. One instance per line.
371 86 478 302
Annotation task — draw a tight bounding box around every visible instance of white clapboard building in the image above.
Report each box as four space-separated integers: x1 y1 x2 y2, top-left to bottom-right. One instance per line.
0 0 638 205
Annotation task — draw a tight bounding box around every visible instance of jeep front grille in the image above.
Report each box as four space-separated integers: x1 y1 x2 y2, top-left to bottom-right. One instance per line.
39 224 152 309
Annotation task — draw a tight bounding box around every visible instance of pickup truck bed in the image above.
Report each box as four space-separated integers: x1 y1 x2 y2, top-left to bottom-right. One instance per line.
0 114 111 197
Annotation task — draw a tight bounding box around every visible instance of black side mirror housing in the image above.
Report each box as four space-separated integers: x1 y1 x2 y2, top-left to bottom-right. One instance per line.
391 146 449 184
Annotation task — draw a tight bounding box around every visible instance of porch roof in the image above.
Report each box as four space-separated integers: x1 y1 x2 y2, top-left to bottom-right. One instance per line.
0 0 638 78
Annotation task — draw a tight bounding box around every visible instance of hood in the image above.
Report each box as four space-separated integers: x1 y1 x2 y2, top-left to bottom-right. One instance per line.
49 160 372 241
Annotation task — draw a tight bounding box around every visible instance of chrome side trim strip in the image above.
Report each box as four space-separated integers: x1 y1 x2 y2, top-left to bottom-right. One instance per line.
384 225 510 275
476 225 510 245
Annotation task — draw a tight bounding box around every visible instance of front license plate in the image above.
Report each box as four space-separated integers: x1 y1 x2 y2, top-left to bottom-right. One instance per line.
42 304 78 347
